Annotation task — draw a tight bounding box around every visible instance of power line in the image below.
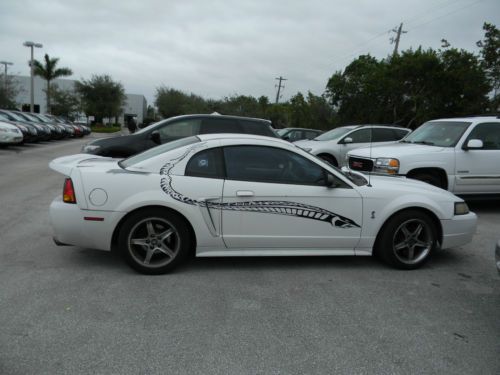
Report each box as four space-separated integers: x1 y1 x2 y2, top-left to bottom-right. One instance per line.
275 76 287 104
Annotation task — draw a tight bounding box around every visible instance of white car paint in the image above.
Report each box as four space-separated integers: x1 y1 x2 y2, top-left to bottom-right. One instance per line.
346 117 500 195
49 134 476 267
295 125 410 167
0 121 23 145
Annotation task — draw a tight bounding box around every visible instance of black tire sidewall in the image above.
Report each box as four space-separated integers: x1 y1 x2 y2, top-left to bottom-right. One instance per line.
377 210 437 270
118 208 191 274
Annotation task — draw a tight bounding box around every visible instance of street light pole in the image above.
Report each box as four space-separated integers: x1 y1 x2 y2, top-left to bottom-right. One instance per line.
23 41 43 113
0 61 13 89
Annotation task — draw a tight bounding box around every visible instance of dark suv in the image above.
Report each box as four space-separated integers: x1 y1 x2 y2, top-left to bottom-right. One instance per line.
82 114 277 157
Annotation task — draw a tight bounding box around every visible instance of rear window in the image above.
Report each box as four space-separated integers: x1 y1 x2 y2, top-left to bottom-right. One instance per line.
200 118 241 134
119 136 201 168
239 120 276 137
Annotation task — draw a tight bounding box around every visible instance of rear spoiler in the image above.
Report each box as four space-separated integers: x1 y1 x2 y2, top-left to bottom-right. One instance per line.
49 154 110 176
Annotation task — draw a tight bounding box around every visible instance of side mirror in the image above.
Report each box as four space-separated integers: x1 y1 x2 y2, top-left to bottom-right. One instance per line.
464 139 483 150
326 174 337 188
342 137 353 144
150 130 161 144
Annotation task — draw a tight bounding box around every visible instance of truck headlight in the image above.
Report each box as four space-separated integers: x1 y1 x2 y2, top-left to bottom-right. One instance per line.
454 202 469 215
374 158 399 174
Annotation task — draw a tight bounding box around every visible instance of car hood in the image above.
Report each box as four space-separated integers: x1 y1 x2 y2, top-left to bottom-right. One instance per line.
50 154 119 176
355 173 457 200
348 142 446 158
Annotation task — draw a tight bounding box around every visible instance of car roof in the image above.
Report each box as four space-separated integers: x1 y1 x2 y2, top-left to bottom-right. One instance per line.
162 113 272 124
429 116 500 123
197 133 291 145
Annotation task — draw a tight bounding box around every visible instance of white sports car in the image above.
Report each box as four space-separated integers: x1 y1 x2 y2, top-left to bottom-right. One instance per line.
49 134 477 274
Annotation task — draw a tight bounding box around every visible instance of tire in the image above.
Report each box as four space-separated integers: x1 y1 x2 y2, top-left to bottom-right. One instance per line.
410 172 444 189
118 208 192 274
376 210 438 270
319 154 338 167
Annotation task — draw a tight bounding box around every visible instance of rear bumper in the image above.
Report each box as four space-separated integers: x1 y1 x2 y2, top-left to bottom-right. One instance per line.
440 212 477 249
50 196 125 251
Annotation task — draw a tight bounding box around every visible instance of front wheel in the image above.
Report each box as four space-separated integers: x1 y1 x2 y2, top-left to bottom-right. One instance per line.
118 208 192 274
376 210 438 269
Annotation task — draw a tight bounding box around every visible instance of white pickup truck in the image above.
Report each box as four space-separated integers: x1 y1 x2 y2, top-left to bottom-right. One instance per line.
347 116 500 197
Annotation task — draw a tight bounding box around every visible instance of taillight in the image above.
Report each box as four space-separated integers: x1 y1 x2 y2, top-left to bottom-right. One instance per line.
63 178 77 204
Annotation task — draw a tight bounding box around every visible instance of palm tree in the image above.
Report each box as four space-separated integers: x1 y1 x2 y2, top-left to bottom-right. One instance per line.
33 54 72 113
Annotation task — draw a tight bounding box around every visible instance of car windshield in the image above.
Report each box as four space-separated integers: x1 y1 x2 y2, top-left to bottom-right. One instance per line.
276 129 289 136
314 127 353 141
2 111 24 121
402 121 471 147
119 136 201 168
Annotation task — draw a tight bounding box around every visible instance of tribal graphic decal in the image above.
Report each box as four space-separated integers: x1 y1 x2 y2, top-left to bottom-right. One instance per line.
159 144 360 228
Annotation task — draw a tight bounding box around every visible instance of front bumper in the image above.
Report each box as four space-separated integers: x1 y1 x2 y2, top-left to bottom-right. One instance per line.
50 196 125 251
440 212 477 249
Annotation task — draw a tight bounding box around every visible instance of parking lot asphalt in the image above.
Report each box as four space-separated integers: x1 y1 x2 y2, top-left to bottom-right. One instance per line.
0 135 499 375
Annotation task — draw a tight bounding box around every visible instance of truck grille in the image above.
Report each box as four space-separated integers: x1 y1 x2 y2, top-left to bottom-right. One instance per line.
349 157 373 171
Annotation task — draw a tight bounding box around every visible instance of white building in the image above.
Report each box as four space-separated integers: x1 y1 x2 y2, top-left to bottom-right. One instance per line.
11 75 147 125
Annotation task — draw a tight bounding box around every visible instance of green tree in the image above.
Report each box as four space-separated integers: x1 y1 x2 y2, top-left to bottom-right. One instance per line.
0 75 20 109
75 75 126 124
33 54 72 113
477 22 500 111
49 84 81 119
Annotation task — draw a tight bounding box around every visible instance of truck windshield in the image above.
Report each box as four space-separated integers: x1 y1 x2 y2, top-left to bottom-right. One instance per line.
402 121 471 147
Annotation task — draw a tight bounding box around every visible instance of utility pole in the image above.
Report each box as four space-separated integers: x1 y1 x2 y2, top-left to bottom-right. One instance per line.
275 76 287 104
0 61 13 89
390 23 407 58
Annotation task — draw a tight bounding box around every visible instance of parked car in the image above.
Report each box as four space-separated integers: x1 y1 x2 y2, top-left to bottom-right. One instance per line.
0 113 37 143
0 120 23 145
295 125 411 167
49 134 476 274
277 127 323 142
0 109 46 142
347 116 500 197
81 114 277 157
7 110 54 141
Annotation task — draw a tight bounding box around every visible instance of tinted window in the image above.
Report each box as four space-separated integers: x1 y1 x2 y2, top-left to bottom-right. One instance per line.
466 123 500 150
346 128 371 143
200 118 240 134
239 120 275 137
224 146 326 185
120 136 200 168
185 148 224 178
287 130 303 141
372 128 399 142
305 130 320 139
394 129 409 139
158 119 201 142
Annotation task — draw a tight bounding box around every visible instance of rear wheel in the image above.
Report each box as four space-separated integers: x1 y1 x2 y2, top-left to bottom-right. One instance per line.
377 210 437 269
118 208 192 274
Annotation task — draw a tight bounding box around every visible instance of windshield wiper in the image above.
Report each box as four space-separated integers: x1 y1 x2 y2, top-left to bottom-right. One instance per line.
412 141 435 146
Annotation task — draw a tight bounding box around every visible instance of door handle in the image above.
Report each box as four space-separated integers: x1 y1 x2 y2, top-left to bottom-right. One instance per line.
236 190 254 197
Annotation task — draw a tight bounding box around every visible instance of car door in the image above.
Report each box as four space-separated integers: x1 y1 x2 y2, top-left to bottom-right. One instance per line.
221 145 363 251
454 122 500 194
337 128 374 163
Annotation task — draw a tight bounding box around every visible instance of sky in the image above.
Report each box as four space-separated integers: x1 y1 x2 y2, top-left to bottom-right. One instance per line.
1 0 499 106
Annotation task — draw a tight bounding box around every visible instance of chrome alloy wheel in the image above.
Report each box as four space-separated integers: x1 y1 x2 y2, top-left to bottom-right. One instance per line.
392 218 433 265
127 217 180 268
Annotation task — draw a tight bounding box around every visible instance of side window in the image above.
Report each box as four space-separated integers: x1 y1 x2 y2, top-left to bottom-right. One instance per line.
287 130 303 141
466 123 500 150
346 128 372 143
394 129 410 140
372 128 406 142
239 120 275 137
185 148 224 179
223 146 327 186
305 130 320 139
158 119 201 142
200 118 240 134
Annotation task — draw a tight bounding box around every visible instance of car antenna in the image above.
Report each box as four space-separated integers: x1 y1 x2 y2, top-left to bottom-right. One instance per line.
367 126 373 187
